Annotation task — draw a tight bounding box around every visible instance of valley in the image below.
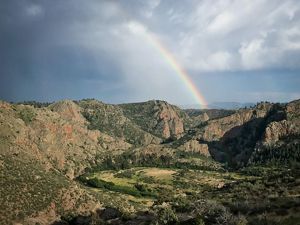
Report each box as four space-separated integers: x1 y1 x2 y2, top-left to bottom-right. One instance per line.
0 99 299 225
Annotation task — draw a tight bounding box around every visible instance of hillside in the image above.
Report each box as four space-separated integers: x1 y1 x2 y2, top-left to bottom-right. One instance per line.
78 99 162 146
120 100 192 139
0 99 299 225
178 100 300 168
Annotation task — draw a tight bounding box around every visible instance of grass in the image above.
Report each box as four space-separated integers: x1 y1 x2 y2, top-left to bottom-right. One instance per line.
79 169 159 198
77 165 300 224
79 167 242 204
142 168 176 180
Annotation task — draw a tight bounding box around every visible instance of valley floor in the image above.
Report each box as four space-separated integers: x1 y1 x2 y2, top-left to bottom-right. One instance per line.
69 165 300 225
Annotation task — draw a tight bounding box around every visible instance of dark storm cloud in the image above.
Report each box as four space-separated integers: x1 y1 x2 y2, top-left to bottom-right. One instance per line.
0 0 128 102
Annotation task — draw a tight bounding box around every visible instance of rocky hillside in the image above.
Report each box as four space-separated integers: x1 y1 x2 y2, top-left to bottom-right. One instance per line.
78 99 161 146
249 99 300 165
0 98 299 224
176 100 300 168
0 101 112 224
0 99 199 224
120 100 191 139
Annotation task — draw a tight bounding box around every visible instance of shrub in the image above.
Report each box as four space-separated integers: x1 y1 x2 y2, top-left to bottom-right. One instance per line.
192 200 246 225
152 204 178 225
18 107 36 124
115 170 135 179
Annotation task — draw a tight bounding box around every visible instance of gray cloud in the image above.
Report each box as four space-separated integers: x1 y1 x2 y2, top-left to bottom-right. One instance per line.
0 0 299 104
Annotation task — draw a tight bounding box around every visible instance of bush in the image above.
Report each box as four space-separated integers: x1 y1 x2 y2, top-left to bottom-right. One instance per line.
172 196 193 213
152 204 178 225
192 200 247 225
115 170 135 179
18 107 36 124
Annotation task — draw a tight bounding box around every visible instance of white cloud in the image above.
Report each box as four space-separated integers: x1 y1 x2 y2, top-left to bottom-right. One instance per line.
207 11 236 34
159 0 300 71
239 38 266 69
127 21 147 35
65 0 299 73
28 0 300 86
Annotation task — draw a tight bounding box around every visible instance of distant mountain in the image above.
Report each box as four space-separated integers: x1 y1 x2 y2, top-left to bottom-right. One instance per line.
180 102 255 109
207 101 256 109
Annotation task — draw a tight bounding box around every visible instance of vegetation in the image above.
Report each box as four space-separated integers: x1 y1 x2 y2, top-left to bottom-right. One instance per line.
120 100 192 138
16 101 53 108
0 155 69 224
79 99 159 146
17 106 36 124
0 98 299 224
74 164 300 225
249 139 300 166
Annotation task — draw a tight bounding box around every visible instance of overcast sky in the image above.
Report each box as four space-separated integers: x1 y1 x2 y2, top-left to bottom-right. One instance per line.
0 0 299 105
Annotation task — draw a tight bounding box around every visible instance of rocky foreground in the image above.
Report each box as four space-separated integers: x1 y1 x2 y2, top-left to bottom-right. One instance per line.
0 99 299 225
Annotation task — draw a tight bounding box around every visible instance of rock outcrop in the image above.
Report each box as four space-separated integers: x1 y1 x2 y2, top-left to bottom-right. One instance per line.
200 104 272 142
247 100 300 165
178 139 210 157
120 100 191 139
49 100 86 124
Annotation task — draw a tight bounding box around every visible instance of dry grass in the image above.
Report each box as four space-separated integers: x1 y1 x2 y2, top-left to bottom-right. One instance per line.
141 168 176 180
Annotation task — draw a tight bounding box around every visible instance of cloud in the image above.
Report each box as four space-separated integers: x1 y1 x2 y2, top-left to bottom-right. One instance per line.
239 38 266 69
127 21 148 35
166 0 300 71
144 0 161 18
0 0 299 103
25 4 43 17
207 11 236 34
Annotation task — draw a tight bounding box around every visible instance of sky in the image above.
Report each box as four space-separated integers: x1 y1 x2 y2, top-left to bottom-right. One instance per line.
0 0 299 106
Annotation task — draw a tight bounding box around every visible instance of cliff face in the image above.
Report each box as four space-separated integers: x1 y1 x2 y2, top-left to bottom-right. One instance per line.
179 101 299 167
248 100 300 165
200 103 272 142
178 139 210 157
262 99 300 146
120 100 191 139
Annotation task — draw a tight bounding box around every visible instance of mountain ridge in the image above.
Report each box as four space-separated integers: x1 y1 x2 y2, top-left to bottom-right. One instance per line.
0 98 299 225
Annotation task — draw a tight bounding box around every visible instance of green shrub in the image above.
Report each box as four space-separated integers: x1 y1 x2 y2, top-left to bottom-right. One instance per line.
18 107 36 124
152 204 178 225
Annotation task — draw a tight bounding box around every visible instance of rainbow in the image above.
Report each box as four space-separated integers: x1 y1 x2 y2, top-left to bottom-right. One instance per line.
146 34 208 107
128 21 208 107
